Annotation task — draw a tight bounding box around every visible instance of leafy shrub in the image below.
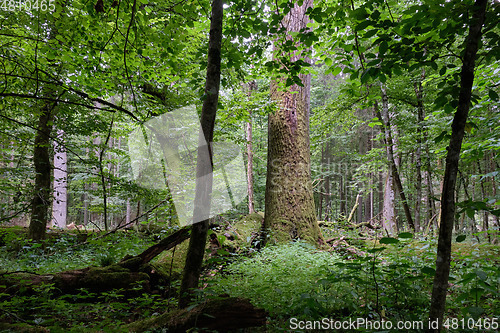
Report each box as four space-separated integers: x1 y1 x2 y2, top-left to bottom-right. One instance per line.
208 240 355 318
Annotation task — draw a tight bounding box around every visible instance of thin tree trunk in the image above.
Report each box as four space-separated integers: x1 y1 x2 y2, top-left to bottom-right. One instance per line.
490 152 499 244
52 129 68 228
428 0 487 330
323 141 331 221
477 160 490 242
126 198 131 226
29 88 58 240
376 87 416 231
382 171 397 235
414 69 426 232
246 81 256 214
318 145 324 220
340 167 346 216
179 0 223 309
424 140 437 234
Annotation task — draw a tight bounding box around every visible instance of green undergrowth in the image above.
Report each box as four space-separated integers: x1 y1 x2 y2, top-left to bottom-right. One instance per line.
0 227 177 332
0 227 157 273
207 235 499 332
0 226 498 332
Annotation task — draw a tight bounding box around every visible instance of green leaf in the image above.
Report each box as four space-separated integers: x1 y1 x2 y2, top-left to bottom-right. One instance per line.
459 272 477 284
398 232 413 239
456 292 469 302
363 29 378 39
356 20 372 31
330 66 342 76
465 306 484 319
379 41 388 55
434 131 449 144
379 237 399 244
456 235 466 242
488 89 499 101
474 269 487 281
368 121 383 128
421 266 436 276
368 247 386 253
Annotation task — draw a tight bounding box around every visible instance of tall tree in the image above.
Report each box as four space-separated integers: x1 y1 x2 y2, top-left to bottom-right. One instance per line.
29 87 58 240
179 0 223 308
246 81 257 214
52 129 68 228
427 0 488 330
377 85 416 231
263 0 323 245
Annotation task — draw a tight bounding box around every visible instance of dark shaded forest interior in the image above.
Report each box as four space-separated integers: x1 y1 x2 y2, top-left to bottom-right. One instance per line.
0 0 499 332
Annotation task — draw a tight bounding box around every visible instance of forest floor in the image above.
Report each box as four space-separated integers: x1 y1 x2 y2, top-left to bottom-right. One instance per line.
0 220 498 332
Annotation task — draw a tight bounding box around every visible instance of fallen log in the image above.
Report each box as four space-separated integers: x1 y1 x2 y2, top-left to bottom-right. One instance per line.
0 227 190 295
125 296 268 332
1 265 150 294
119 226 190 270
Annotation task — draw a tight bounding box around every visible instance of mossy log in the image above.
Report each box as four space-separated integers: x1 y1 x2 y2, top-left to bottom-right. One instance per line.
126 296 268 332
1 264 151 295
0 227 190 295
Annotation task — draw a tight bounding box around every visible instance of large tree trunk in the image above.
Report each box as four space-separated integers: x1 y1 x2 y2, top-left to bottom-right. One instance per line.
427 0 487 330
178 0 223 309
263 0 323 245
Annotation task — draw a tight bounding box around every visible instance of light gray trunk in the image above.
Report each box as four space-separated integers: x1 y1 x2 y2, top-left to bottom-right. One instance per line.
52 129 68 228
382 171 397 235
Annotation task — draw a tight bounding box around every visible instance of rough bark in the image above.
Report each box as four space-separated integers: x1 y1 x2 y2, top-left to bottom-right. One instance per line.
427 0 487 330
29 89 57 240
263 0 323 245
179 0 223 309
126 297 267 332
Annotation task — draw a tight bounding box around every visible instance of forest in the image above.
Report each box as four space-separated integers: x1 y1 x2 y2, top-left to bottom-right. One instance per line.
0 0 499 331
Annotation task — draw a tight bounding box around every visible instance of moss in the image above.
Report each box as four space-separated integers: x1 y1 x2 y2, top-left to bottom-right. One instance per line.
153 241 190 280
225 213 263 249
78 265 149 291
0 322 50 332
